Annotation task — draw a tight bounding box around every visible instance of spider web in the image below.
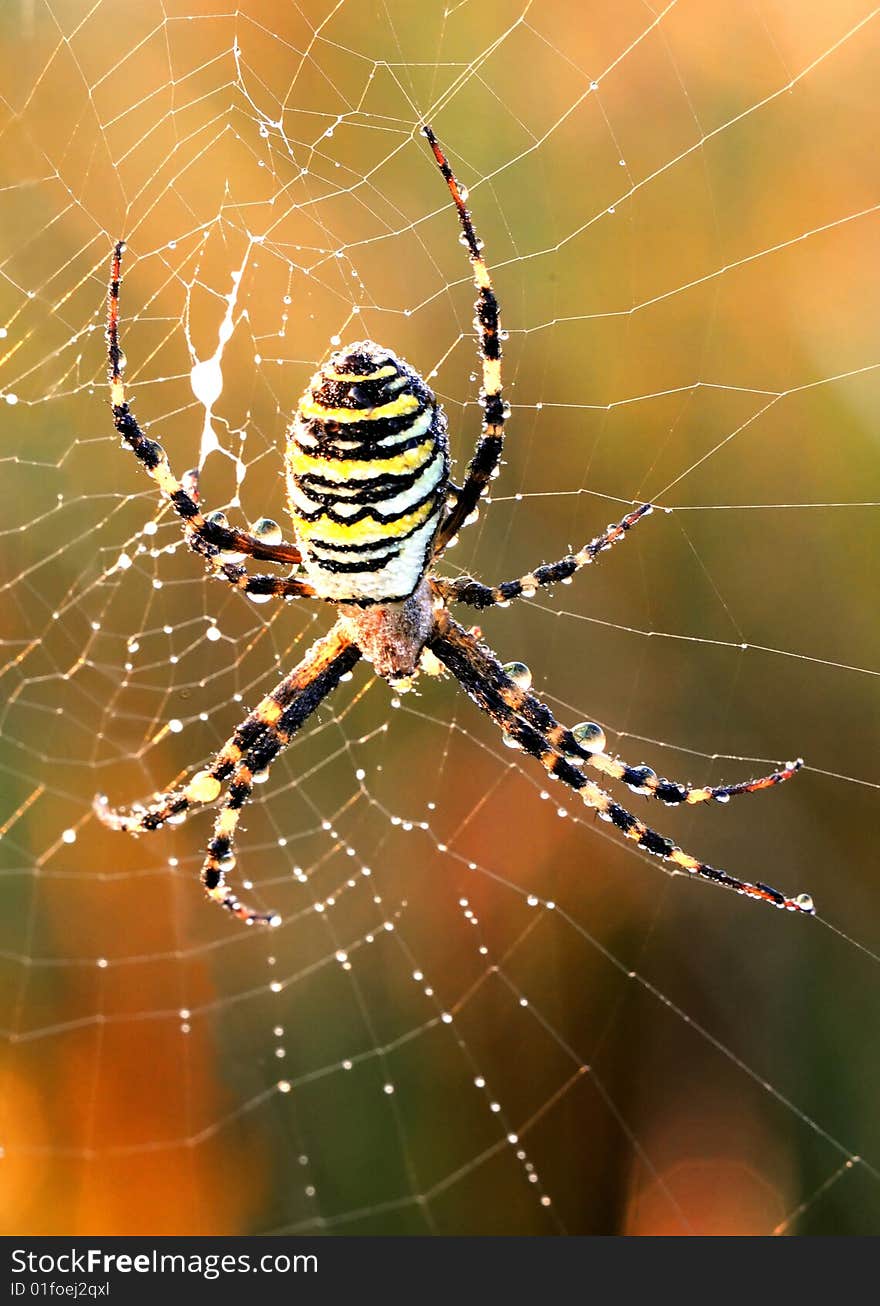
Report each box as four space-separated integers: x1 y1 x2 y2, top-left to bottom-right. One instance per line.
1 0 878 1236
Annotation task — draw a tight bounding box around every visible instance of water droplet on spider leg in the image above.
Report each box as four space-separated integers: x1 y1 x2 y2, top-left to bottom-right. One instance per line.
250 517 283 545
502 734 523 750
181 467 200 501
793 893 815 913
205 510 246 563
502 661 532 691
570 722 606 754
626 765 657 795
186 771 222 803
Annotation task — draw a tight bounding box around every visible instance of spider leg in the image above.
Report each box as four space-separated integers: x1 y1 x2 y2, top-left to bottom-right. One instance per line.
439 503 654 609
200 627 361 924
432 606 801 806
95 625 358 842
107 241 307 579
422 127 507 551
214 561 315 600
428 615 814 915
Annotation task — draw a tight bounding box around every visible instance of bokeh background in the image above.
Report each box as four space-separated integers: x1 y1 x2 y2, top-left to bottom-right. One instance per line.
1 0 878 1235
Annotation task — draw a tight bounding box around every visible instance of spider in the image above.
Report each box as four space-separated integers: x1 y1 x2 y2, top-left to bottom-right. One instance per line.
95 124 814 927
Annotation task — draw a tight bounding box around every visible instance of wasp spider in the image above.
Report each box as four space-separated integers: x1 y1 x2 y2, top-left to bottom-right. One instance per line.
95 126 813 926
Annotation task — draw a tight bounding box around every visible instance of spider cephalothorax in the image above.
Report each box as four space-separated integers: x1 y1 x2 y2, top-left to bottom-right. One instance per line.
96 125 813 928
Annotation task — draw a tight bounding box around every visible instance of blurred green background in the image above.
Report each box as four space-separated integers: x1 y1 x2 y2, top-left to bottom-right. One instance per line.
1 0 878 1235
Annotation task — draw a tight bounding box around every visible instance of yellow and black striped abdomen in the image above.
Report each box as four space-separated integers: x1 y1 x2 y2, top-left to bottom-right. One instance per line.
286 342 449 603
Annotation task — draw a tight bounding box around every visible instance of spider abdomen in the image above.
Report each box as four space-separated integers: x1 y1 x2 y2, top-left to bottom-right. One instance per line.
286 342 449 603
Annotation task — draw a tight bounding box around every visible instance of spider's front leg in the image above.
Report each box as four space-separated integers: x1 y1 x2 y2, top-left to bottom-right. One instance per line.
428 615 814 916
422 127 508 551
95 625 361 924
107 241 311 590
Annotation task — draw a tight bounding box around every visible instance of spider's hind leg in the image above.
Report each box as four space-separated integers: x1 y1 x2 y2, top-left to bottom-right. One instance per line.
199 629 361 923
428 615 814 916
95 626 361 925
93 686 295 836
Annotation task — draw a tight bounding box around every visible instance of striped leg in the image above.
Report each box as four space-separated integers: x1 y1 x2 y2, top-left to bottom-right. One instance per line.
428 616 814 915
581 750 802 807
200 629 362 924
215 561 314 599
95 625 357 839
441 503 654 609
432 621 801 808
107 242 305 576
422 127 507 551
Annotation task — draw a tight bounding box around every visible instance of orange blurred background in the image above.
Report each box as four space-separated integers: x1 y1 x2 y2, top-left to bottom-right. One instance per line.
0 0 878 1235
